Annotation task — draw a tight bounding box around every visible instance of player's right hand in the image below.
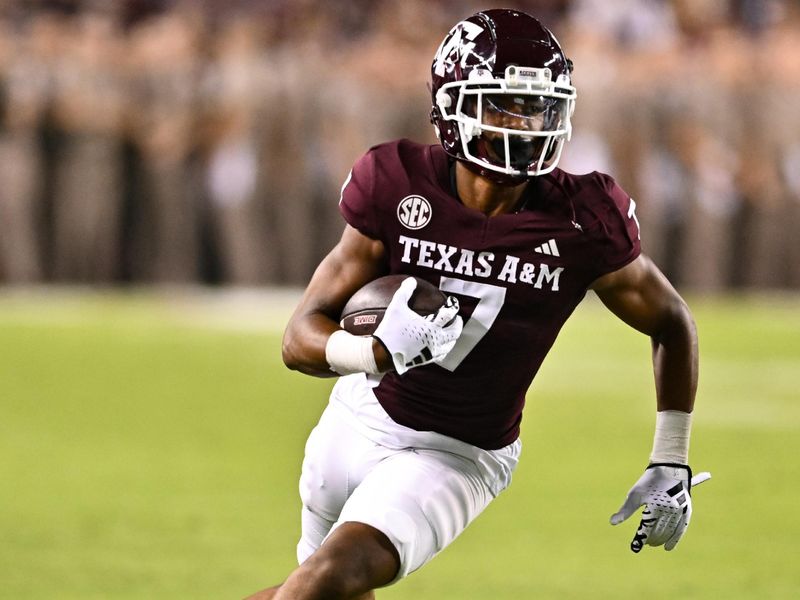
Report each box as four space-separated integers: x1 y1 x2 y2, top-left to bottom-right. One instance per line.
373 277 463 375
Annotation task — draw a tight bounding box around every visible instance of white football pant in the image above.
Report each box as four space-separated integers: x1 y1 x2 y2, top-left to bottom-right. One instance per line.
297 373 521 581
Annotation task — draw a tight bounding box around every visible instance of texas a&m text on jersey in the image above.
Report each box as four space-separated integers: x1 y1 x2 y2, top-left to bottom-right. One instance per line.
339 139 640 449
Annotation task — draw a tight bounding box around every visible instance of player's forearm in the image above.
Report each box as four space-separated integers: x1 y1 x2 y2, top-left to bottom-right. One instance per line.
651 300 698 413
282 312 393 377
282 312 342 377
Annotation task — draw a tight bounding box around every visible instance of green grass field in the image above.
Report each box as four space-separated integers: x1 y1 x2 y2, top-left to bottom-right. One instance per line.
1 289 798 599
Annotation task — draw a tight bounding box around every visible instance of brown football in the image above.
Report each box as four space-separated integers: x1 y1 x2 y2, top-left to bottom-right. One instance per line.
340 275 446 336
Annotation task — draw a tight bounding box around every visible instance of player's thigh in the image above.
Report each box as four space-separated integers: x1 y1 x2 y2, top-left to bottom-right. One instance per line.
299 405 376 518
335 447 494 581
297 405 383 561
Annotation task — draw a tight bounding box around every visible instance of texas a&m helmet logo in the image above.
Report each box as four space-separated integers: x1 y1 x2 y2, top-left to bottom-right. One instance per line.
397 195 432 230
432 20 485 77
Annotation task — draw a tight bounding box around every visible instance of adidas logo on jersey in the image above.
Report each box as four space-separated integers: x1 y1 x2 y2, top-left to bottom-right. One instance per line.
534 239 560 257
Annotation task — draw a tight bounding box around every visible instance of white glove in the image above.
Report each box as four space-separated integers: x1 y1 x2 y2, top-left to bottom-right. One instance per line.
610 464 711 553
373 278 463 375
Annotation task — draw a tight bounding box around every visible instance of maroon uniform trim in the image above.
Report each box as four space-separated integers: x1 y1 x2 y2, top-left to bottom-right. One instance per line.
340 139 640 449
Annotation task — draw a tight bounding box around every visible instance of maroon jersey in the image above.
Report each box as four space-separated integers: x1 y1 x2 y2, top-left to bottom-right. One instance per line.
339 139 640 449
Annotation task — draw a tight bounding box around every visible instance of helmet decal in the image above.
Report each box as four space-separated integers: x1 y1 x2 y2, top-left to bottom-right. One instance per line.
433 20 488 78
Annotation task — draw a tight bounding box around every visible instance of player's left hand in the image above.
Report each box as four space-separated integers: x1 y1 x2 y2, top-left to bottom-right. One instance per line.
610 464 711 553
373 278 463 375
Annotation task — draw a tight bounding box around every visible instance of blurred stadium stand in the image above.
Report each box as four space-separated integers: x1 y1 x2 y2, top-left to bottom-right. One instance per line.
0 0 797 290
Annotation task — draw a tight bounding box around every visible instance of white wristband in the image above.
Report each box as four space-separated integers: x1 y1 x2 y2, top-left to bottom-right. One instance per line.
650 410 692 464
325 330 380 375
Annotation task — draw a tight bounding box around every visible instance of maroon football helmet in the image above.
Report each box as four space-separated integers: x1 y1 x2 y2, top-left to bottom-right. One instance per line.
430 9 576 182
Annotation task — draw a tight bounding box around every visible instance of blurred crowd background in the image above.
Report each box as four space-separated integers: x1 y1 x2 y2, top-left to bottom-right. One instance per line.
0 0 797 290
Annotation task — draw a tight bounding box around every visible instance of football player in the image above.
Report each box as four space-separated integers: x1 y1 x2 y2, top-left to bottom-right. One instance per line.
247 9 708 600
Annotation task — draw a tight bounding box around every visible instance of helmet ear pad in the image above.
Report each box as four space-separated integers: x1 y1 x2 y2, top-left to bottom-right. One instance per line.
431 89 462 153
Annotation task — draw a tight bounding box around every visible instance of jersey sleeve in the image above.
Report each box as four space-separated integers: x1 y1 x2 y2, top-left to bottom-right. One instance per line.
589 173 642 276
338 149 381 240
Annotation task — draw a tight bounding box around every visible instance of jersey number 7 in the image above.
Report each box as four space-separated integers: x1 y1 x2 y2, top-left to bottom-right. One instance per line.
437 277 506 371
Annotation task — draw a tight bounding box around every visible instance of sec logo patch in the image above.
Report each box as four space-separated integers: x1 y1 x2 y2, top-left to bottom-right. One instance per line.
397 195 432 230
